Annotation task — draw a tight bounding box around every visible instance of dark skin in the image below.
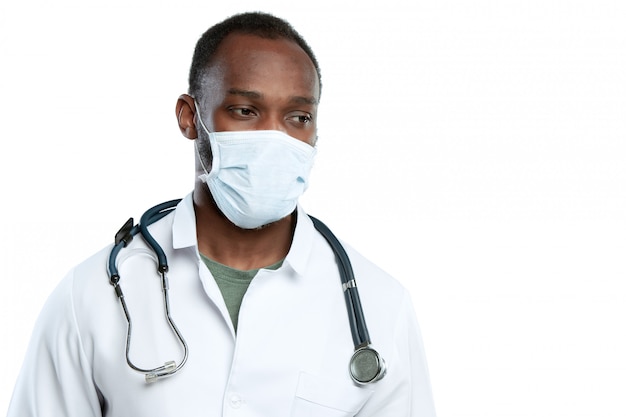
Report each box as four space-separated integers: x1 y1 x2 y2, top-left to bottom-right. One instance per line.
175 33 320 271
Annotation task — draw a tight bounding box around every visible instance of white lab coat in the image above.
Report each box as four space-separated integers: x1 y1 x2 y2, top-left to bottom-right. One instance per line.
7 194 436 416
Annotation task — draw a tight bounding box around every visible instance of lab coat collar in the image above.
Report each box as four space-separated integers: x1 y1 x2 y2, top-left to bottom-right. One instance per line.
171 193 314 277
171 193 196 250
285 205 316 277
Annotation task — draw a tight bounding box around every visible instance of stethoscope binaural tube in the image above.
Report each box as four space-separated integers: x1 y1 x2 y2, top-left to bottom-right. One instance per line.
309 216 387 385
107 199 188 383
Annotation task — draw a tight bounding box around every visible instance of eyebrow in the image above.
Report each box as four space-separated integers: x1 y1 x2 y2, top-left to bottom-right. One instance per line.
227 88 318 105
227 88 262 99
290 95 319 105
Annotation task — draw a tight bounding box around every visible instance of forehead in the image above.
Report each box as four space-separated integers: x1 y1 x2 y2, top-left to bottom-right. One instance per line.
202 32 320 100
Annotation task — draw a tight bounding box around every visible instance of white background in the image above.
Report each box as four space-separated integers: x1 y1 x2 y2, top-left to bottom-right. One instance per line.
1 1 625 416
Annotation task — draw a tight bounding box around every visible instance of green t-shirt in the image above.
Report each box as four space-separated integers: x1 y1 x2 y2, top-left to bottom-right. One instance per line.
200 254 283 332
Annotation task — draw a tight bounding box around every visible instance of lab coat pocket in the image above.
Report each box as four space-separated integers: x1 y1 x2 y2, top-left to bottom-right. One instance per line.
291 372 373 417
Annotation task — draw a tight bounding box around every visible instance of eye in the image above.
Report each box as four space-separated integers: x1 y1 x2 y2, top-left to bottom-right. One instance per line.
230 107 257 118
288 112 313 125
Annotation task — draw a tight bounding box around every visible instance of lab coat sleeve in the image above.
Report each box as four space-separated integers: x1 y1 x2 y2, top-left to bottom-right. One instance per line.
7 270 102 417
404 295 437 416
358 292 437 416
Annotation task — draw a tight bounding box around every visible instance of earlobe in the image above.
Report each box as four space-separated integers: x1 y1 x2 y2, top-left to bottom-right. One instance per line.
175 94 198 140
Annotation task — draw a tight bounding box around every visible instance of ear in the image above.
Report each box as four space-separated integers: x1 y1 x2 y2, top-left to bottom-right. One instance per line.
176 94 198 139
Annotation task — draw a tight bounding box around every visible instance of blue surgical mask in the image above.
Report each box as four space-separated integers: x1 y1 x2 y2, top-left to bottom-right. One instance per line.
195 113 316 229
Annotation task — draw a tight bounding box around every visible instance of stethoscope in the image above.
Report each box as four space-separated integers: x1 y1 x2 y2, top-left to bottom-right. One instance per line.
107 199 386 385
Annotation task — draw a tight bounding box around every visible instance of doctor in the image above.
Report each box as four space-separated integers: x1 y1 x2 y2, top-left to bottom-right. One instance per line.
7 11 436 417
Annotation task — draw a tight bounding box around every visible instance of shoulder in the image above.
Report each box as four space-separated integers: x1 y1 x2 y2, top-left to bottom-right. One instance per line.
341 240 409 301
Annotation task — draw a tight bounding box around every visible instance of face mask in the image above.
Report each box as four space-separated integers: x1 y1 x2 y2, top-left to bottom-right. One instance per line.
195 114 317 229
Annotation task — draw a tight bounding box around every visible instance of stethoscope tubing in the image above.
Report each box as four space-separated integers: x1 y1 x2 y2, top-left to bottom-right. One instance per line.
308 216 371 348
108 200 384 384
139 200 181 273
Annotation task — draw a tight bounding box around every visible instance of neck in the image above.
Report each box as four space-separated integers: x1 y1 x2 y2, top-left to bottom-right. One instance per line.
193 185 296 270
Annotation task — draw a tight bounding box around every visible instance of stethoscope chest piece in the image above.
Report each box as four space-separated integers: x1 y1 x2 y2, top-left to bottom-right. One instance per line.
350 346 387 385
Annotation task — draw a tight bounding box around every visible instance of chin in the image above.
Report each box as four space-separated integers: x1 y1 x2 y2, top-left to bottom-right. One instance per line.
240 220 278 231
236 213 295 231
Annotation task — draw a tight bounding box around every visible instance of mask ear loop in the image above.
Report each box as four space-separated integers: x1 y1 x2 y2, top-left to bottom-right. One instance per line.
193 99 211 135
195 140 211 179
193 100 215 180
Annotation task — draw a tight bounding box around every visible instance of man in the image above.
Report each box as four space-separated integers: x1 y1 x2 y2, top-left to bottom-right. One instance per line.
8 12 436 416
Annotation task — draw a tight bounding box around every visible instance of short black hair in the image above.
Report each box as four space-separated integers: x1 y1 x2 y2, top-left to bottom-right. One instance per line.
188 11 322 99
